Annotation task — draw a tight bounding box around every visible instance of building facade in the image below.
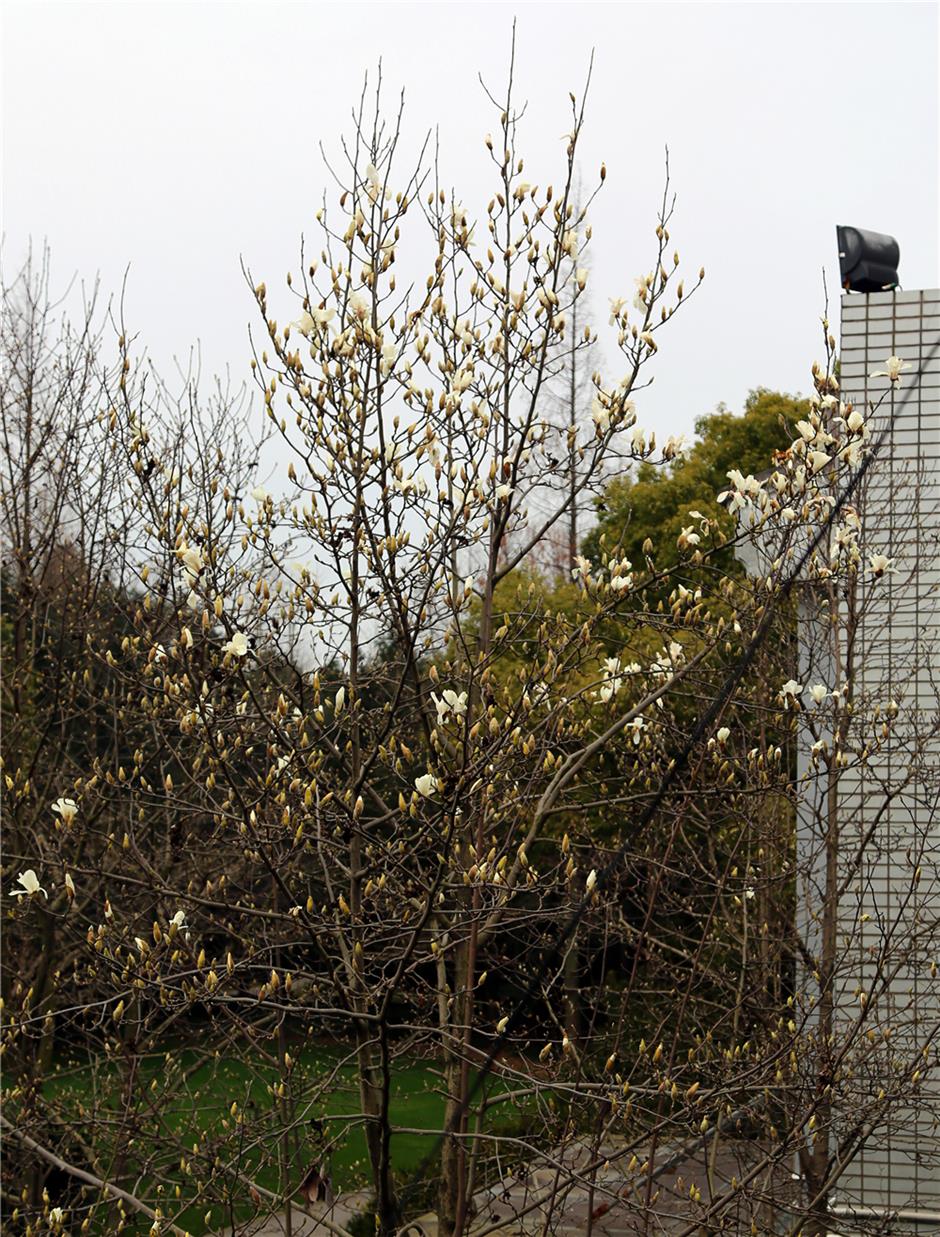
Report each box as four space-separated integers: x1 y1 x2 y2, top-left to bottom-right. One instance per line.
818 289 940 1226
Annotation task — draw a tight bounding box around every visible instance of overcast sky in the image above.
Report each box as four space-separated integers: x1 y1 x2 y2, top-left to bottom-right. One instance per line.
3 1 938 443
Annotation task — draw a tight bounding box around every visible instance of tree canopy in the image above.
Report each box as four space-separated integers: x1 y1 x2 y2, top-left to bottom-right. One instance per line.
584 388 809 576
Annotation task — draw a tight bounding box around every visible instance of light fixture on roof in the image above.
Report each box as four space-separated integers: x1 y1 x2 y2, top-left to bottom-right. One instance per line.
836 225 900 293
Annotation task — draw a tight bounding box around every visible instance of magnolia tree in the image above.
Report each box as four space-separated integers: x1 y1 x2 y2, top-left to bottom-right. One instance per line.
3 67 935 1237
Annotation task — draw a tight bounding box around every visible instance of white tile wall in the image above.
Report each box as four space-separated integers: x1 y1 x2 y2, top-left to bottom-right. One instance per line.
813 290 940 1220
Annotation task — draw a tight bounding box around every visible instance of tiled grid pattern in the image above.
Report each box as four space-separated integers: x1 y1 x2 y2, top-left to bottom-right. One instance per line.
823 290 940 1217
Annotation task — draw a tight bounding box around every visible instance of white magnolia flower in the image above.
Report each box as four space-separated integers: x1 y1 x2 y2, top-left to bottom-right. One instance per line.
598 656 623 701
718 468 762 512
770 470 788 493
180 545 203 573
730 469 762 496
809 683 829 705
630 426 646 452
608 296 627 324
846 409 865 434
433 689 468 724
496 1015 509 1033
869 553 895 578
806 450 831 473
251 485 269 503
451 367 473 395
49 1207 66 1225
223 632 249 658
718 488 748 514
64 872 76 898
572 555 593 582
169 909 186 929
296 306 336 335
179 545 203 577
10 869 47 899
334 686 346 714
591 397 610 433
628 716 646 745
494 484 513 501
795 419 817 443
365 162 382 199
678 525 701 548
716 726 731 743
52 797 78 826
870 355 909 382
348 292 370 321
648 650 671 679
609 558 633 592
834 524 856 551
780 679 803 703
415 773 439 798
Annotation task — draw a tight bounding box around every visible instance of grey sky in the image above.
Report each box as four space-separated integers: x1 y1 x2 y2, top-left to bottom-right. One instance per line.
3 1 938 442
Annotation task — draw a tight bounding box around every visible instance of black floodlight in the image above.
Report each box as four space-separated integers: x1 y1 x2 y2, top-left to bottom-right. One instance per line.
836 225 900 293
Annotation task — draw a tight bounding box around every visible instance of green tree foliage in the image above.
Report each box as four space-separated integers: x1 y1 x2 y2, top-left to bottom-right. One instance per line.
584 388 809 577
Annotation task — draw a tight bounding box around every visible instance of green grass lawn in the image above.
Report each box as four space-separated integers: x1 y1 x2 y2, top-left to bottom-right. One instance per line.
40 1041 519 1234
166 1043 448 1190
